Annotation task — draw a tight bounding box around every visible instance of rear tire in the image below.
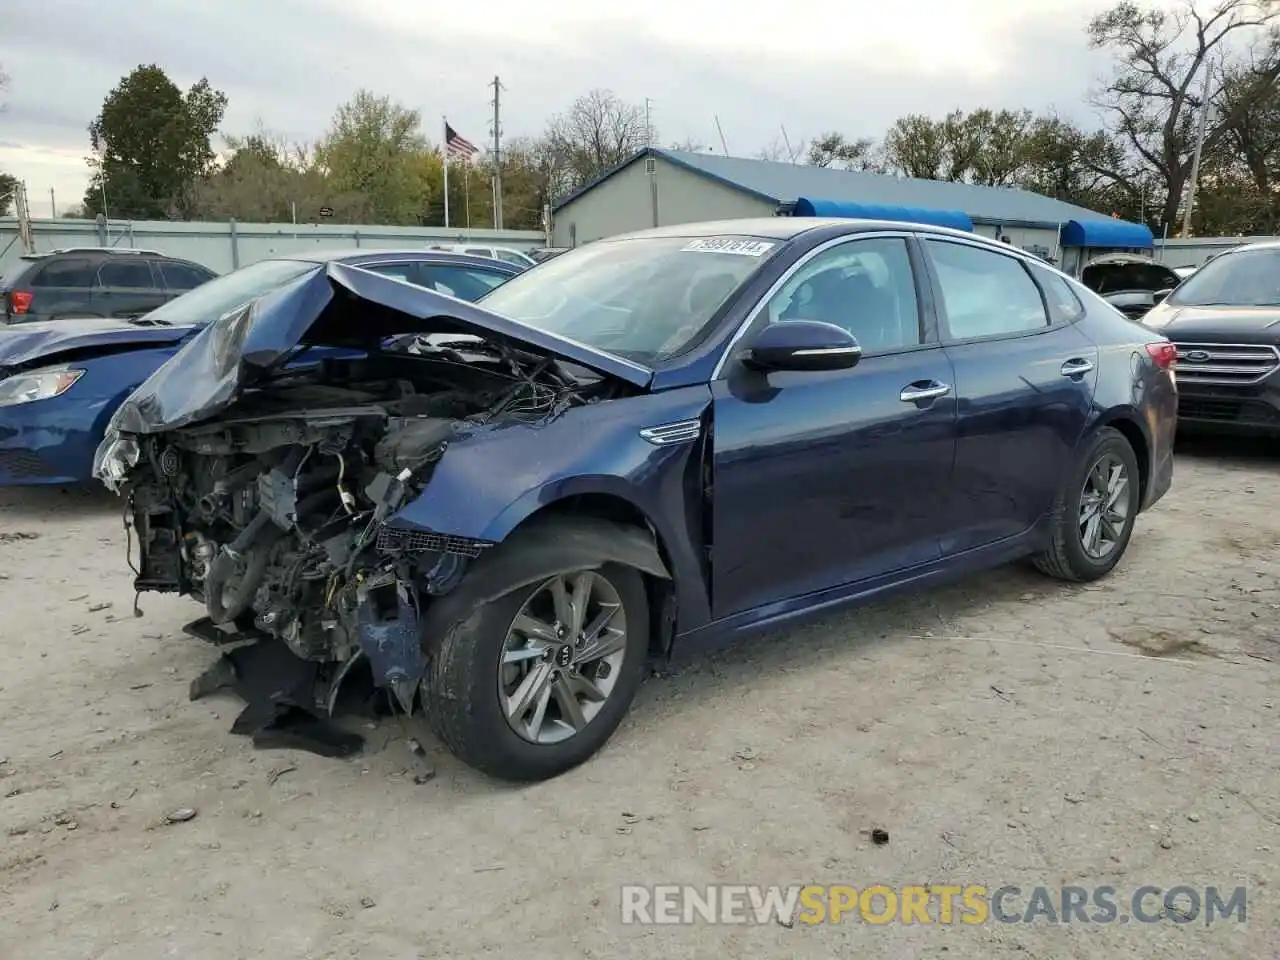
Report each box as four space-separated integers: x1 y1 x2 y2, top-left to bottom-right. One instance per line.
1033 427 1141 582
421 555 649 782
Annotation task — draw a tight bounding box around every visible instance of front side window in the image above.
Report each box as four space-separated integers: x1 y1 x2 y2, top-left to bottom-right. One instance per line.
159 261 216 291
478 235 779 363
763 237 921 352
419 265 509 301
362 261 421 284
926 240 1048 339
496 249 533 267
1167 247 1280 307
97 259 155 288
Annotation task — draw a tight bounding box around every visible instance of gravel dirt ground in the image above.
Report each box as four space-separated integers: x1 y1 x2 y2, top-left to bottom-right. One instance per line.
0 437 1277 960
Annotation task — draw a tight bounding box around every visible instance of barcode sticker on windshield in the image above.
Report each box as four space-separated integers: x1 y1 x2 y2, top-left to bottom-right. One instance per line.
681 238 776 257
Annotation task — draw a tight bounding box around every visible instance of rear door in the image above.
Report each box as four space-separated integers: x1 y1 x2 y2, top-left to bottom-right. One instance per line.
920 237 1098 555
19 257 98 322
92 258 166 319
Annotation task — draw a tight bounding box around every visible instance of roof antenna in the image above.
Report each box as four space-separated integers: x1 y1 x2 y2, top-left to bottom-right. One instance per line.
714 115 730 156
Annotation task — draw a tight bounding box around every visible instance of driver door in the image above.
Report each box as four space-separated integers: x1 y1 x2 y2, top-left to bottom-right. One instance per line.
709 234 960 620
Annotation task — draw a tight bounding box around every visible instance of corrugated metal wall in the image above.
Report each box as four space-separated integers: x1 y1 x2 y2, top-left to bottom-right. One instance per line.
0 217 546 276
551 157 776 247
1152 236 1279 268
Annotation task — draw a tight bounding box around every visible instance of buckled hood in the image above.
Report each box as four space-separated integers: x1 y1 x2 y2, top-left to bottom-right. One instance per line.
101 261 653 437
0 317 192 370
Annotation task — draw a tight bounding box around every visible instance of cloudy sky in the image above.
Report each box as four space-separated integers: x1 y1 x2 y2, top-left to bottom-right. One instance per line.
2 0 1128 214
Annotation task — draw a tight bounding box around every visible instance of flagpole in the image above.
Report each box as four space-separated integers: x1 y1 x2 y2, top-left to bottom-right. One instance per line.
442 115 451 229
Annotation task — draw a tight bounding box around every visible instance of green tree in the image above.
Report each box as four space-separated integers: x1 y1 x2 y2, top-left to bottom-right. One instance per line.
806 132 881 171
313 90 433 224
881 114 947 179
84 64 228 219
195 132 370 223
0 172 16 217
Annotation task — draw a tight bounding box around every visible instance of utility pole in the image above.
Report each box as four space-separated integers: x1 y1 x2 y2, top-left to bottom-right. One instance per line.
1181 56 1214 239
646 98 659 227
49 188 56 219
489 76 505 230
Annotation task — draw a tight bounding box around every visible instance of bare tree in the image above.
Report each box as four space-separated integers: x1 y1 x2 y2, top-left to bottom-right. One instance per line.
756 136 800 162
1089 0 1280 231
545 89 648 190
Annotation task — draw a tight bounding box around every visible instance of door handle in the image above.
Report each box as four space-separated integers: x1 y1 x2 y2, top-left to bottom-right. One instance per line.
1060 358 1095 377
899 381 952 402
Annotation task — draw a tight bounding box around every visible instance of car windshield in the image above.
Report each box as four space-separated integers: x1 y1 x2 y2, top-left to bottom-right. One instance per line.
135 258 316 326
1167 248 1280 307
477 235 781 362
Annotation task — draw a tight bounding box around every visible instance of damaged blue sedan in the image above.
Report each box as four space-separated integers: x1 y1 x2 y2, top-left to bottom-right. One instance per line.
94 218 1176 780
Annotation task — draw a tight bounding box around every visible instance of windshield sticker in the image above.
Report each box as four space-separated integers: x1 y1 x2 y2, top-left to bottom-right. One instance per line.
681 238 776 257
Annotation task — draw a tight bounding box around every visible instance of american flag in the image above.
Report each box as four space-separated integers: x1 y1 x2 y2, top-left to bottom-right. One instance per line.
445 122 480 161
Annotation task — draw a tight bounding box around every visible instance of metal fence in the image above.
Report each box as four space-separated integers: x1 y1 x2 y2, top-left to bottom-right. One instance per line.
0 216 547 276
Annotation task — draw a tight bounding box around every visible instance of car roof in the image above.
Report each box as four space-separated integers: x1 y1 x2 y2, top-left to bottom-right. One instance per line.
600 216 994 244
280 248 520 269
1211 240 1280 257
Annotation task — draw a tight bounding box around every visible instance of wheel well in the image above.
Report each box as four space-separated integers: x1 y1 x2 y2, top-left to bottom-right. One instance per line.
1098 415 1149 504
511 494 675 660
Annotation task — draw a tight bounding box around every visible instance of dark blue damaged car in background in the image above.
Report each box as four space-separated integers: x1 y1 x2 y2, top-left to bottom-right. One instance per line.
93 218 1178 781
0 250 518 486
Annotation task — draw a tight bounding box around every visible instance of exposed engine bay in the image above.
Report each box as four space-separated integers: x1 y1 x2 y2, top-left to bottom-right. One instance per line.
120 340 620 749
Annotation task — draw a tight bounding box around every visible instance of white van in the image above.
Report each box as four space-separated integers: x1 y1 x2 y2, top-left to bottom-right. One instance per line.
431 244 536 269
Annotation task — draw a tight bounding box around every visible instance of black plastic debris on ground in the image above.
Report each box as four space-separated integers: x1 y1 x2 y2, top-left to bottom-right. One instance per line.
185 617 370 759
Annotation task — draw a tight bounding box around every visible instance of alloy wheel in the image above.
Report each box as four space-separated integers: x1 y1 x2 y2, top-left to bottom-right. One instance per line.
1078 453 1131 560
498 571 628 745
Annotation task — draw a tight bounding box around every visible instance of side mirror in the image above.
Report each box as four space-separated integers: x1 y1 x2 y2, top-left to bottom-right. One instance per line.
742 320 862 372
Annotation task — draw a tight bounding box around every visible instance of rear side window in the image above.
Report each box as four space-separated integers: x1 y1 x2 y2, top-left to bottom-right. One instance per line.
496 250 530 266
420 264 510 301
97 259 155 288
463 247 492 258
159 261 215 291
926 240 1048 339
31 258 96 288
1030 265 1085 323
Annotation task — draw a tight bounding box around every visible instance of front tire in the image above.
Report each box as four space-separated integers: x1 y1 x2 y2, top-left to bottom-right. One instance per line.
1033 427 1141 582
422 559 649 781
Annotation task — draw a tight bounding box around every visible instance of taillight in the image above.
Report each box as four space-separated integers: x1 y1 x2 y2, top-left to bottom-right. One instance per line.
8 290 32 315
1145 342 1177 369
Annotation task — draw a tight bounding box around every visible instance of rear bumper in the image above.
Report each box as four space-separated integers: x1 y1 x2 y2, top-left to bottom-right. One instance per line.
0 398 111 486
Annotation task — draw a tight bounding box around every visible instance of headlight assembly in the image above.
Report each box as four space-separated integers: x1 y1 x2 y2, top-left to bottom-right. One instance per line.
0 367 85 407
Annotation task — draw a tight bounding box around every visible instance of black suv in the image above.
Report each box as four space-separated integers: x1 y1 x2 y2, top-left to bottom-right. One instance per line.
0 248 218 325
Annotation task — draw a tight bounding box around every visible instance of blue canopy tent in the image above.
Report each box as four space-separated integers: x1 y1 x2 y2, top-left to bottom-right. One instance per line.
790 197 974 232
1060 219 1154 249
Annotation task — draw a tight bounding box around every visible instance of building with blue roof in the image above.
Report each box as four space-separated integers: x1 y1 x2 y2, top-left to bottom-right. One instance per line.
550 148 1154 274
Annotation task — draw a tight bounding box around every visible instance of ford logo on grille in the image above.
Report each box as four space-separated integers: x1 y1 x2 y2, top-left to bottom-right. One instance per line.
1183 350 1211 362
